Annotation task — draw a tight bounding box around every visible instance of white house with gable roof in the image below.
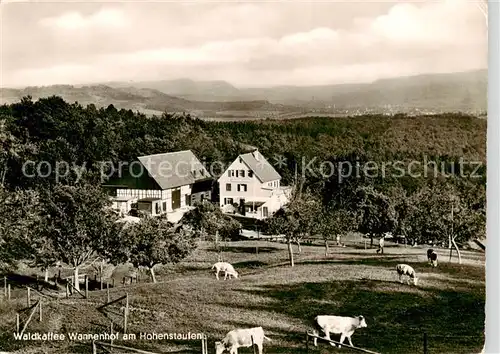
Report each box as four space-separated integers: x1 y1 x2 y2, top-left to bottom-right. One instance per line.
218 149 291 219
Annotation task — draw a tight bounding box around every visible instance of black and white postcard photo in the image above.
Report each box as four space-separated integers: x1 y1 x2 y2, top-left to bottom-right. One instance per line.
0 0 494 353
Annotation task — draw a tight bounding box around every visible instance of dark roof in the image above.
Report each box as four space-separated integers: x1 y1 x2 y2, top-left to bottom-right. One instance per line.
137 150 212 190
191 179 213 193
239 151 281 183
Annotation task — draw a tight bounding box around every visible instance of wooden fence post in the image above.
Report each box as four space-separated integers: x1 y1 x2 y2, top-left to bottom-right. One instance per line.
305 332 309 352
66 283 69 298
39 301 42 322
27 287 31 307
123 293 129 334
3 276 6 297
110 321 114 352
107 282 110 303
8 284 11 300
100 263 104 290
112 278 115 288
16 313 20 333
423 332 428 354
85 275 89 299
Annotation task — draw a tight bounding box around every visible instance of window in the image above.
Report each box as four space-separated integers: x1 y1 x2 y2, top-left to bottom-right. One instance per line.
228 170 235 177
224 198 234 205
236 170 239 177
248 171 253 178
240 170 245 178
226 183 232 191
163 202 167 211
263 207 269 217
237 184 247 192
155 203 161 215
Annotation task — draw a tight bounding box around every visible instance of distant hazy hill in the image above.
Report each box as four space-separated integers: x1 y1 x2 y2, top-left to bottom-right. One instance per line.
105 69 486 112
0 69 487 115
240 69 487 111
106 78 243 102
0 84 290 116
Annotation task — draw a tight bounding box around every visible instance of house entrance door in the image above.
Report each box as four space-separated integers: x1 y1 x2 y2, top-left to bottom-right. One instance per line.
172 189 181 210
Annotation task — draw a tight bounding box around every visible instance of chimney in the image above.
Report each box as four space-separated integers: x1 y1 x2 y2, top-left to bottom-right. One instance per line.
253 149 260 161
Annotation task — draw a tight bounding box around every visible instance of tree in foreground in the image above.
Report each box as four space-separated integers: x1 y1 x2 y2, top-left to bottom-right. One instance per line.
264 189 319 266
406 180 485 264
38 183 119 291
355 186 398 248
315 207 357 256
110 217 198 283
0 187 41 270
265 207 300 267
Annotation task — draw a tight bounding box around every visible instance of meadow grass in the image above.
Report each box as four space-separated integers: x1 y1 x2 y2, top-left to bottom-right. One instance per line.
0 240 485 354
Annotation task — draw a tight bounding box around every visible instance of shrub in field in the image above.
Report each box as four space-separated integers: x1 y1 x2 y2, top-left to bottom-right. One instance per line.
108 217 198 283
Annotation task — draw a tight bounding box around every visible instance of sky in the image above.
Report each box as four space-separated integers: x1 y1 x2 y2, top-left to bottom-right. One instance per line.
0 0 488 88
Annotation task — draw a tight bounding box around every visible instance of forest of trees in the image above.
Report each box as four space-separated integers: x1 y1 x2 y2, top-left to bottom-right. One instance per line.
0 95 487 275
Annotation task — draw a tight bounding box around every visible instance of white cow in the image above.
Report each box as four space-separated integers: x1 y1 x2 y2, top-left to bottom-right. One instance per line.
313 315 367 348
215 326 271 354
212 262 239 280
396 264 419 285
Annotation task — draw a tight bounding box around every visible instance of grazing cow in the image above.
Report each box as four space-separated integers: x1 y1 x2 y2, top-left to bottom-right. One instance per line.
312 315 367 348
211 262 239 280
396 264 419 285
215 327 271 354
427 249 438 267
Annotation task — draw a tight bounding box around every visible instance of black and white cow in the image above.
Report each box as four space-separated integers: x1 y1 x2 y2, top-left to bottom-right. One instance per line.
427 249 438 267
